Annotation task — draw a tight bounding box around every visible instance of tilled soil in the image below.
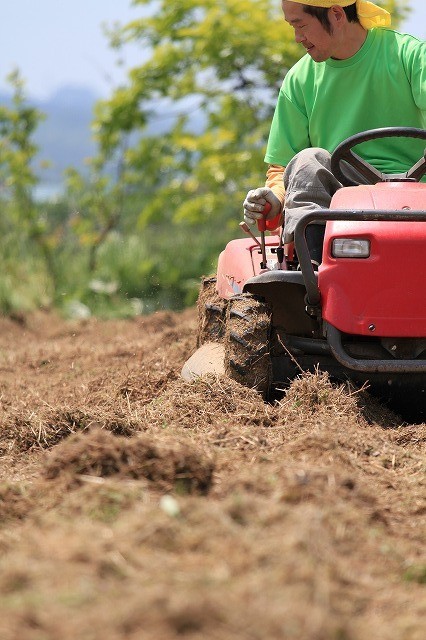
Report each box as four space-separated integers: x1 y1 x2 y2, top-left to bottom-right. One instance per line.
0 309 424 640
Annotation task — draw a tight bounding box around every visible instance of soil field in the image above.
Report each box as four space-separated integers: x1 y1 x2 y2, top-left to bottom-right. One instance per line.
0 309 424 640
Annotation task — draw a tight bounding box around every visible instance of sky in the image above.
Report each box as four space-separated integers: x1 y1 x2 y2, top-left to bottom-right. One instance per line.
0 0 143 100
0 0 425 101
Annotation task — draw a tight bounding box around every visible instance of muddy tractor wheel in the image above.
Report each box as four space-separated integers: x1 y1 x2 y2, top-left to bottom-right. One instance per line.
196 277 227 348
224 294 272 398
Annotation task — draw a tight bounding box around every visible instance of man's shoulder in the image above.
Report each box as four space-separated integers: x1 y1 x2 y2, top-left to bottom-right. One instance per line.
376 27 425 69
283 54 317 91
375 27 424 50
287 54 315 76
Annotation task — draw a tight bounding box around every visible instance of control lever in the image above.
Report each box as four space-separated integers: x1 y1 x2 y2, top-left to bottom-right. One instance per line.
239 221 262 247
258 202 271 269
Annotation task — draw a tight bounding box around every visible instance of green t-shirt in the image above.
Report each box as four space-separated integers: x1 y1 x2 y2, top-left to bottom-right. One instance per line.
265 28 426 176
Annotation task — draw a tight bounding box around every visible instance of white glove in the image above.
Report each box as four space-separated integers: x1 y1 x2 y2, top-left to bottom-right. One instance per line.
243 187 282 226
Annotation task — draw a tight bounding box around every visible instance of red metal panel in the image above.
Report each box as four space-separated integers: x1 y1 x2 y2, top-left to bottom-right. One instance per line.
321 182 426 337
216 237 279 299
331 182 426 210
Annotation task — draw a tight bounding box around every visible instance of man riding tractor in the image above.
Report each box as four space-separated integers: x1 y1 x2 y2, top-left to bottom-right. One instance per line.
243 0 425 262
182 2 426 420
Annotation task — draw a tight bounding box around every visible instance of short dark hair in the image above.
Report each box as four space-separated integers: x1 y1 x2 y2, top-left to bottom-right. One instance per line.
303 3 359 34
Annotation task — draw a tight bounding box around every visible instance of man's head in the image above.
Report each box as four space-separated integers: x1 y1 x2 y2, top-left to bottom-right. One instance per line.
281 1 390 62
303 3 359 35
281 1 360 61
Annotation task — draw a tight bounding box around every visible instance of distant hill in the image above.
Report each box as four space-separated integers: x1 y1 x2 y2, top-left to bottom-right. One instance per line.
36 86 98 183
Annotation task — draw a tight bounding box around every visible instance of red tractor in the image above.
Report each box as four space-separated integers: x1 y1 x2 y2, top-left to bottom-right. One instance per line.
182 128 426 421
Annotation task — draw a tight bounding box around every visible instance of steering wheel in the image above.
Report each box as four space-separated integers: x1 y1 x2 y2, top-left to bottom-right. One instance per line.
330 127 426 187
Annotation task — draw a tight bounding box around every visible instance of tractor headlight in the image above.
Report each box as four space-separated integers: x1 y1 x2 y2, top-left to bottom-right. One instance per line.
332 238 370 258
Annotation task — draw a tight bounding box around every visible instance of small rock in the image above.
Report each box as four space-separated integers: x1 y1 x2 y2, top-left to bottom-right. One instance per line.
159 495 180 518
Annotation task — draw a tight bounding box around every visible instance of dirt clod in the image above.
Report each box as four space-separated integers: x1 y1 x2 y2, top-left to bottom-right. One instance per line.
44 427 214 494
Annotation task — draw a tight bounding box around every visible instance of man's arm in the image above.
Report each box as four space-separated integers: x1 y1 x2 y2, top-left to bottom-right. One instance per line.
265 164 286 210
243 164 285 230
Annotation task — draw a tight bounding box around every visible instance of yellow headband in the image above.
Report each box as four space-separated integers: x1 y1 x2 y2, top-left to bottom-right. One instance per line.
286 1 391 30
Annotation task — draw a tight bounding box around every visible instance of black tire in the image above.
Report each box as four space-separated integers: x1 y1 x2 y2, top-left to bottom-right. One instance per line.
224 294 272 398
196 277 227 348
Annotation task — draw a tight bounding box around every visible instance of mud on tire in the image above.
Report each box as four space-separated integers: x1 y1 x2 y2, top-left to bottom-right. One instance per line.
196 277 227 348
224 294 272 398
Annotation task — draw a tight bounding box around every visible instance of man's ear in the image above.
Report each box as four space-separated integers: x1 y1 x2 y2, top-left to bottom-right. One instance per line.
328 5 347 28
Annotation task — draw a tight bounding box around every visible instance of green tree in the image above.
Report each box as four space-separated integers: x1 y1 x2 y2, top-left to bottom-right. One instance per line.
0 71 58 311
81 0 304 306
0 70 43 227
96 0 299 230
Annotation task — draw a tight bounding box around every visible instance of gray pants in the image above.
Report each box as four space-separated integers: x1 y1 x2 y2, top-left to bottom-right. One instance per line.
283 147 342 243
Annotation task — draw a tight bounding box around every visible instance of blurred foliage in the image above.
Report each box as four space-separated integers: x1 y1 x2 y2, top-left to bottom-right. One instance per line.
96 0 301 231
383 0 410 24
0 70 56 310
0 0 412 316
0 70 42 214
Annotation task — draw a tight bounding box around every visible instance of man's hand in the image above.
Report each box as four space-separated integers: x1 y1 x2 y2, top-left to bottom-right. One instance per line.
243 187 282 226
